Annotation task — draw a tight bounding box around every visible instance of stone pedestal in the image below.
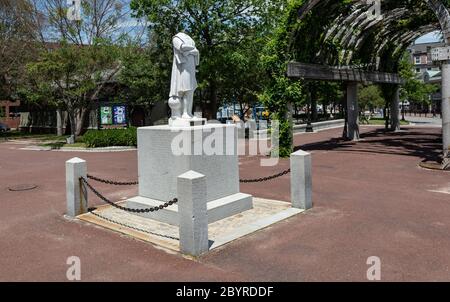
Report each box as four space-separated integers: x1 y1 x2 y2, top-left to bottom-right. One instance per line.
127 123 253 225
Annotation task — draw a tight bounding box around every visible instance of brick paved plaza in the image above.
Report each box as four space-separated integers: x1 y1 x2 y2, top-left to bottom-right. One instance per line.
1 125 448 281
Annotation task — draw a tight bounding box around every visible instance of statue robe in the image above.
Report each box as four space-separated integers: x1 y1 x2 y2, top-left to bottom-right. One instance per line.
170 33 200 98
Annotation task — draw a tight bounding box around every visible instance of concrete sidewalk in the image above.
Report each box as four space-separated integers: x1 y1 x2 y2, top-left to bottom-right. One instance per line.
0 126 449 281
405 115 442 127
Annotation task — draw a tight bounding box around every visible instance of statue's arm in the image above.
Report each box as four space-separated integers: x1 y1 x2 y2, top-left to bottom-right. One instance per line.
181 44 195 52
173 35 195 52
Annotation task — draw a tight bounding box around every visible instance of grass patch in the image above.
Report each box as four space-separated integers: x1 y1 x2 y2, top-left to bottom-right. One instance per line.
361 118 409 126
62 142 87 148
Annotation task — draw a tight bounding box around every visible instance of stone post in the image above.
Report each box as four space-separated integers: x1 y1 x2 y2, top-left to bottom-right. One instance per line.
66 157 88 218
442 60 450 157
346 82 360 141
290 150 312 210
178 170 209 256
391 86 401 132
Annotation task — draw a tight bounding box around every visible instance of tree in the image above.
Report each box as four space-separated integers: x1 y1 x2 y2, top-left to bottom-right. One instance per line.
0 0 40 100
37 0 131 45
118 34 172 124
358 84 384 113
23 41 121 139
259 0 308 156
130 0 281 119
220 34 270 121
18 0 132 137
399 53 438 109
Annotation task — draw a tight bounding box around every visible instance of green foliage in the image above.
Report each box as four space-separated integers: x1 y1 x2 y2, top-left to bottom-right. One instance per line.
0 0 38 100
274 117 294 158
259 75 302 156
21 40 121 138
399 53 438 105
358 85 384 111
118 39 170 110
82 127 137 148
257 1 307 156
130 0 282 116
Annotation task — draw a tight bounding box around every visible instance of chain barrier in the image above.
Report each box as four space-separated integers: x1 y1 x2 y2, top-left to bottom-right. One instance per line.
87 174 138 186
239 168 291 183
88 209 179 241
87 165 290 189
80 177 177 214
82 167 289 240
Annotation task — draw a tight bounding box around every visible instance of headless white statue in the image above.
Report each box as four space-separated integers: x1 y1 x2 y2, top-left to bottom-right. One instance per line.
169 33 203 126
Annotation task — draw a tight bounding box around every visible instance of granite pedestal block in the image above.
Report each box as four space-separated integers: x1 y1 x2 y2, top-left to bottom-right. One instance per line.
127 124 253 225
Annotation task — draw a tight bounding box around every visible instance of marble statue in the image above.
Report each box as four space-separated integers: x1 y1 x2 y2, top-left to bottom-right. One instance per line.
169 32 200 124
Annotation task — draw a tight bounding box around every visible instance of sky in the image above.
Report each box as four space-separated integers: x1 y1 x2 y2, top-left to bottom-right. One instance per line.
414 31 443 44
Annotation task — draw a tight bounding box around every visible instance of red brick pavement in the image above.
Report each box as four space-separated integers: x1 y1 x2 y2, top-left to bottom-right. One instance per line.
0 125 449 281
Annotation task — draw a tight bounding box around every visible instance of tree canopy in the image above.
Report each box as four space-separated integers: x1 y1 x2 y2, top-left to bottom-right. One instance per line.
130 0 283 118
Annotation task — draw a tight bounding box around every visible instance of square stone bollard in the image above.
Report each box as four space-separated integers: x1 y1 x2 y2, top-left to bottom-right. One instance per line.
290 150 312 210
66 157 88 218
178 170 209 256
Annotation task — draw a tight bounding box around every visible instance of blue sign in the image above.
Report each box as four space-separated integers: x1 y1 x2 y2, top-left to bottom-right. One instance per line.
113 106 126 125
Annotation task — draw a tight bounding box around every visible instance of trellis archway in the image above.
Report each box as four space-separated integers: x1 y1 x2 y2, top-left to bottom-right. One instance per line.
285 0 450 167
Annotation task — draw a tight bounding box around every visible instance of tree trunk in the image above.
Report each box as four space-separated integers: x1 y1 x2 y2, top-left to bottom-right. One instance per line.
207 80 218 120
56 109 64 136
75 108 88 137
67 109 76 141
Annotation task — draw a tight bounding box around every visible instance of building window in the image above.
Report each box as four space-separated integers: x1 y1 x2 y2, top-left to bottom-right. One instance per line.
415 56 421 64
416 68 421 73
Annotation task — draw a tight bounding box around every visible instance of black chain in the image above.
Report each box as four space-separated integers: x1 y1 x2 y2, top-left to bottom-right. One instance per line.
88 209 179 241
239 168 291 183
87 174 139 186
87 167 290 187
80 177 177 214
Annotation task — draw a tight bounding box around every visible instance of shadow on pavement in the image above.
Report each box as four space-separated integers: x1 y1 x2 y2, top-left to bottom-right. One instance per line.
296 128 442 163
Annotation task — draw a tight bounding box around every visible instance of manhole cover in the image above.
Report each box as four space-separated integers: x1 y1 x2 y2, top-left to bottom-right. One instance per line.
8 184 38 192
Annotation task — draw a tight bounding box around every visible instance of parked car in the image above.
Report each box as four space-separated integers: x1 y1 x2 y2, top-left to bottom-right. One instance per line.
0 122 10 132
